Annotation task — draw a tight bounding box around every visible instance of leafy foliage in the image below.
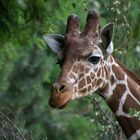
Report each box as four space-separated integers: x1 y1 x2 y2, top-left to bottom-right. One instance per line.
0 0 140 140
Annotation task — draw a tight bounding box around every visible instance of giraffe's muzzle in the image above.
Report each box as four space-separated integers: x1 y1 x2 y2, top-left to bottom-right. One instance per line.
49 83 72 109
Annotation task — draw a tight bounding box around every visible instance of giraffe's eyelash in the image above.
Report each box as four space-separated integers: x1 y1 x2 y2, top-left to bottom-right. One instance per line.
88 56 101 64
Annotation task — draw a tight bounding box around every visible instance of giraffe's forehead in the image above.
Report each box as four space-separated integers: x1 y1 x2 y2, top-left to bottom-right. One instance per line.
65 36 102 58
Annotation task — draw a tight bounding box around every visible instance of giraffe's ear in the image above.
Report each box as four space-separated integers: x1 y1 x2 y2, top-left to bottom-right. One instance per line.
101 22 114 55
43 34 65 54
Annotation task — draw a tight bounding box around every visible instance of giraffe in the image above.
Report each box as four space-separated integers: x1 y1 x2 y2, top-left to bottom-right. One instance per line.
43 10 140 140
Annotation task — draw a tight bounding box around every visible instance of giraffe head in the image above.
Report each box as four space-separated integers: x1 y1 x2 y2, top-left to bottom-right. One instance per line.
44 10 114 109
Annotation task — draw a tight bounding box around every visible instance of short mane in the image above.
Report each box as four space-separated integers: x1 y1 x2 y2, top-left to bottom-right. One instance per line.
115 58 140 85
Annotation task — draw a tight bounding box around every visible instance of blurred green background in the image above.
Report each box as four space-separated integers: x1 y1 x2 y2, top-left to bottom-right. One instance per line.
0 0 140 140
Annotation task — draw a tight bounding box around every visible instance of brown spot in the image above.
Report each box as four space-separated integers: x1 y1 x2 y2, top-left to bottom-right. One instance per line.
115 58 140 85
123 94 140 113
127 78 140 102
101 67 104 77
110 75 116 85
112 65 125 80
79 73 84 80
97 78 102 85
108 84 126 113
78 78 86 89
85 67 90 73
104 65 109 79
92 79 97 87
99 83 109 94
116 116 140 138
97 68 101 77
88 85 91 91
86 76 91 84
90 72 95 79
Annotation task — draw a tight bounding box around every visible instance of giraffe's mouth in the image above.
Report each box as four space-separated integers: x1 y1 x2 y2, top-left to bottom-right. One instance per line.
49 98 71 109
56 100 70 109
49 91 72 109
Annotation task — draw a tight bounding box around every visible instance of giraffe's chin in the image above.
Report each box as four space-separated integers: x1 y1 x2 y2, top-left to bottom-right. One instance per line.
49 91 72 109
57 101 70 109
49 99 70 109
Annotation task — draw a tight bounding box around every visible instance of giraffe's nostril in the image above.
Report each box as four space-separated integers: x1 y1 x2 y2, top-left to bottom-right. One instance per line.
59 84 66 92
52 83 67 93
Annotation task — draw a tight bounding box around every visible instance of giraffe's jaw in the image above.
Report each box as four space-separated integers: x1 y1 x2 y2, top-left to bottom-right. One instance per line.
49 91 72 109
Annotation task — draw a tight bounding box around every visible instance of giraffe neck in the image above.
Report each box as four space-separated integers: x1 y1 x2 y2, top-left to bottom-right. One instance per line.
100 56 140 140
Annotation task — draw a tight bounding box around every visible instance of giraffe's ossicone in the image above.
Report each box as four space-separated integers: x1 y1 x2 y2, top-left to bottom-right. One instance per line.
44 10 140 140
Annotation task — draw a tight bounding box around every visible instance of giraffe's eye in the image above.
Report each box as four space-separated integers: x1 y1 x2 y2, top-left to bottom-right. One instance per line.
88 56 101 64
